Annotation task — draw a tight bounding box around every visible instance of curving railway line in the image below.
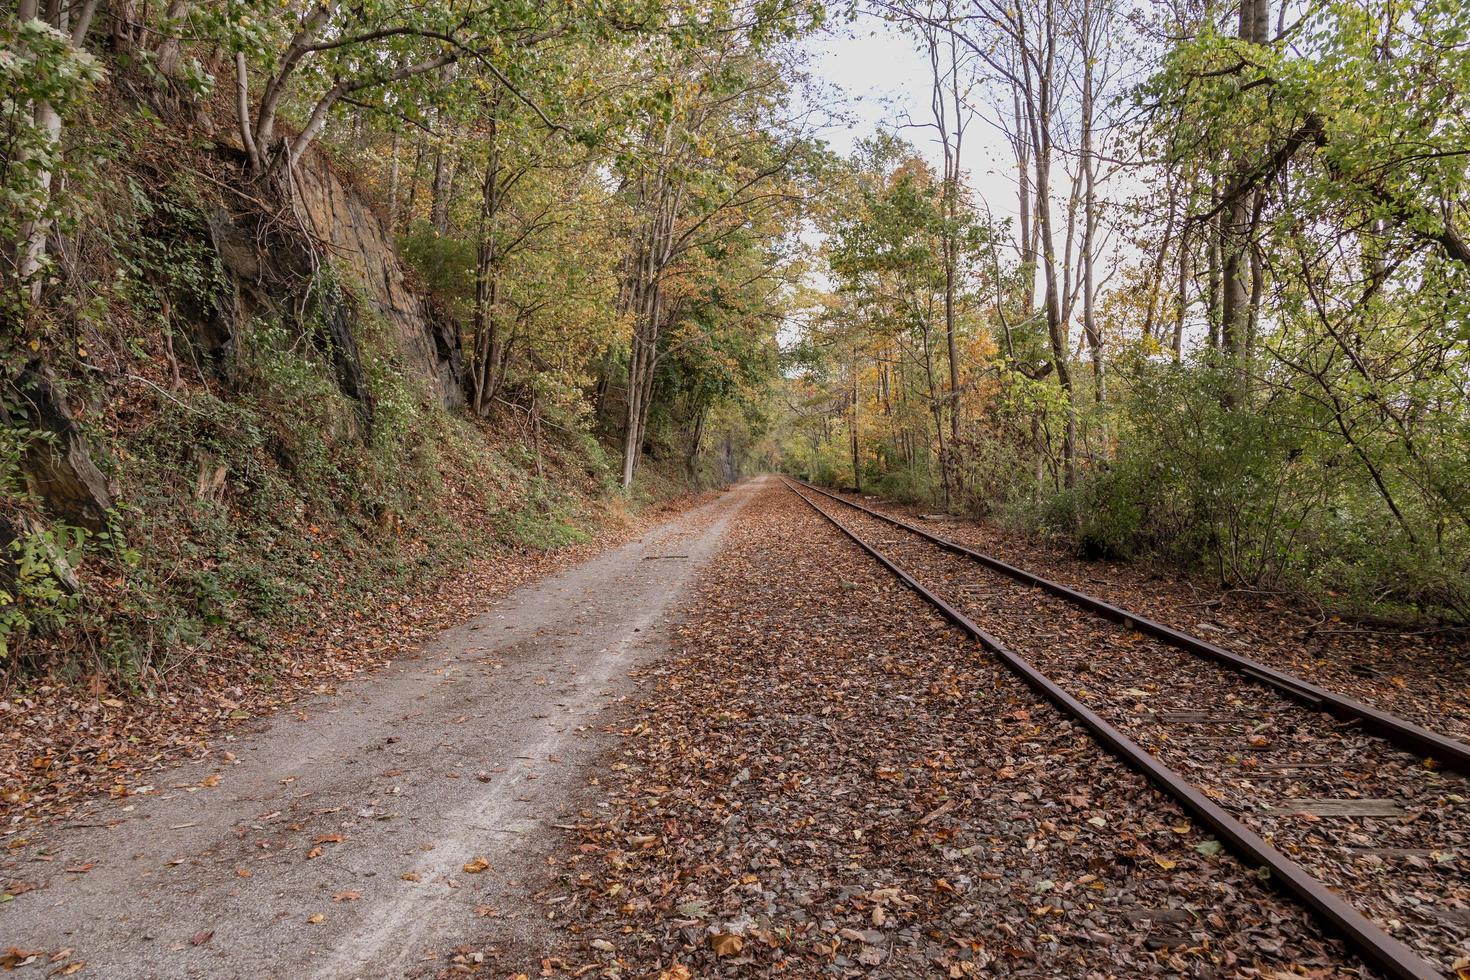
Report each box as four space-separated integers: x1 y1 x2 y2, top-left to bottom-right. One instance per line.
782 476 1470 980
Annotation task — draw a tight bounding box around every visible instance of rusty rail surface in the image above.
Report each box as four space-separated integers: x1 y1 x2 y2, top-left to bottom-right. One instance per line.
783 477 1444 980
791 477 1470 775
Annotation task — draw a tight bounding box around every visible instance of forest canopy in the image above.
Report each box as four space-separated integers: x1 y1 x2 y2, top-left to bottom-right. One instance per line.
780 0 1470 623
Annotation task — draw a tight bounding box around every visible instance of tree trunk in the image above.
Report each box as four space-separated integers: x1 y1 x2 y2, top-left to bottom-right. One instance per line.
1034 102 1075 484
687 404 707 481
430 65 457 235
1220 0 1270 402
1014 93 1037 310
15 0 99 304
850 365 862 493
387 130 402 229
1206 210 1222 348
1079 7 1102 403
471 113 502 415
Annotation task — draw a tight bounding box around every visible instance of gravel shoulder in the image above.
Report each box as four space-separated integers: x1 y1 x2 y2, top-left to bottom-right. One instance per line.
0 482 755 979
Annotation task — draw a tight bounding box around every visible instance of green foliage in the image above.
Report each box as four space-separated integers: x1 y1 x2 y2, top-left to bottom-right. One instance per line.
0 0 832 679
1039 357 1469 620
0 520 86 659
0 15 105 309
497 477 590 552
868 465 932 506
398 223 477 319
0 413 86 661
114 174 228 329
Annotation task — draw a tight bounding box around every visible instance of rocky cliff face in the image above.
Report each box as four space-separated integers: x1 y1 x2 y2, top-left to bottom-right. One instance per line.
9 144 466 535
291 148 464 412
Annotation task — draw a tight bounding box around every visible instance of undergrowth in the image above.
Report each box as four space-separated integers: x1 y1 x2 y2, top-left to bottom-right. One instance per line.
1 147 687 689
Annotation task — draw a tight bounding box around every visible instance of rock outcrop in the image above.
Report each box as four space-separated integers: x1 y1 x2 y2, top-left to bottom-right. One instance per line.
291 148 464 411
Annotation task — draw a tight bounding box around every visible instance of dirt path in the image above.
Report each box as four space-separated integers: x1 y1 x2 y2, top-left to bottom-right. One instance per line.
0 481 757 979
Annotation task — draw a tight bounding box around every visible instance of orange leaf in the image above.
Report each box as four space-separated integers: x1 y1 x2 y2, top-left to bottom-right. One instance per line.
710 933 743 957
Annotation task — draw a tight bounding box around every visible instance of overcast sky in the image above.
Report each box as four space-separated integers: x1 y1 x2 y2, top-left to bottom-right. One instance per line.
796 15 1028 230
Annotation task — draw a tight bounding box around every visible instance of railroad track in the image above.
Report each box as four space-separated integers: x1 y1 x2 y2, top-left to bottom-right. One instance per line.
782 477 1470 980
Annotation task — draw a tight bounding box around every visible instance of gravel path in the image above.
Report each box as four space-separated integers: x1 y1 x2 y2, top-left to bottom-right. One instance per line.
0 483 755 979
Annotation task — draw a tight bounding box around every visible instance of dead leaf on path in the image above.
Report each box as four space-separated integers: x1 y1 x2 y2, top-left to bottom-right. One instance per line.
306 913 324 924
314 834 345 844
235 868 252 878
63 863 96 874
189 929 213 946
306 847 323 860
659 967 693 980
709 933 743 957
474 905 500 917
332 890 361 902
401 872 421 882
53 962 85 976
462 857 490 874
2 948 41 969
199 774 221 788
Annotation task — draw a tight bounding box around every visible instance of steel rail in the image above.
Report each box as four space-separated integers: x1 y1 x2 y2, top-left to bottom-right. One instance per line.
782 477 1443 980
791 478 1470 774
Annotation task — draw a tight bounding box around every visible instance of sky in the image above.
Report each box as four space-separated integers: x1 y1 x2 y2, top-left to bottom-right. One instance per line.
795 16 1029 232
791 13 1153 327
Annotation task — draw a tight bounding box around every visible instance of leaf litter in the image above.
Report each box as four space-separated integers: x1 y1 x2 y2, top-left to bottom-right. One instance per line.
806 488 1469 973
457 481 1369 978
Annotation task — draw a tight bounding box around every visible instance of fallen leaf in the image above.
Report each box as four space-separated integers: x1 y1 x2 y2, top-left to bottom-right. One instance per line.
710 933 743 957
462 857 490 874
306 913 324 924
1 948 42 969
189 929 213 946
